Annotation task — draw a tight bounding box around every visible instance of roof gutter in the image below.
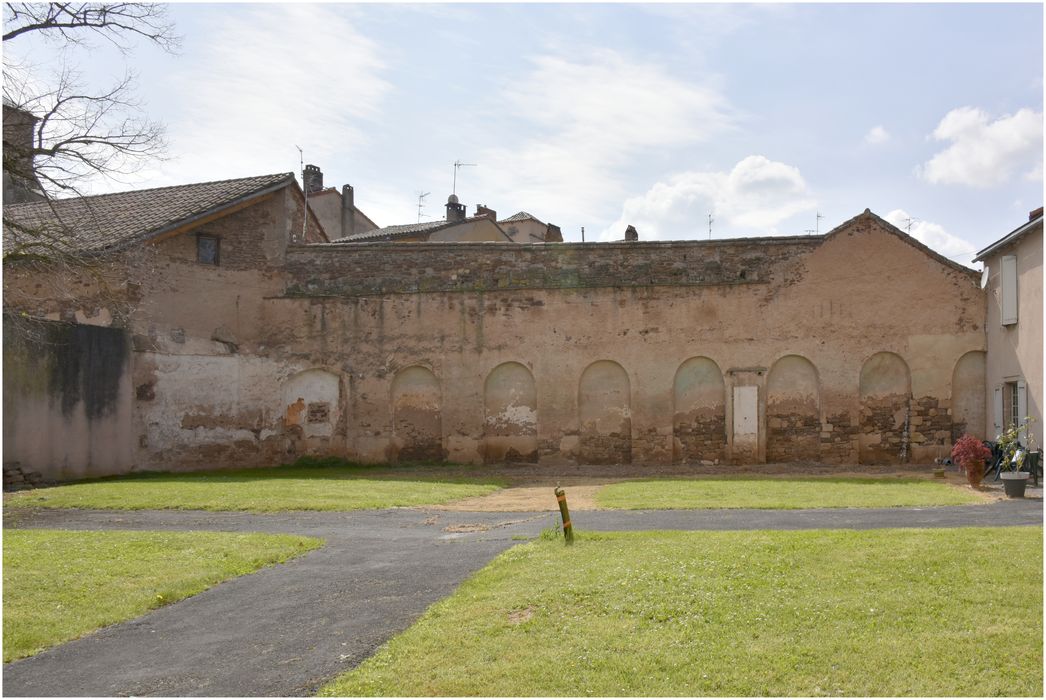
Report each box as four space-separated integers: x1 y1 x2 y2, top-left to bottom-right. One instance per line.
974 214 1043 262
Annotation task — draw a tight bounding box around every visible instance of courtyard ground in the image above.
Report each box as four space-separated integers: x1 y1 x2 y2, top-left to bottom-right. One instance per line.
3 463 1041 696
3 493 1041 696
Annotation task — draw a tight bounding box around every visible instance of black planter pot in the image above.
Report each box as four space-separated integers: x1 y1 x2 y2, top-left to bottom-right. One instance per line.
1001 471 1030 498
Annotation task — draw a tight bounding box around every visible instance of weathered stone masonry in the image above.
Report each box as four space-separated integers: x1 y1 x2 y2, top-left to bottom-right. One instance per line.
4 206 990 478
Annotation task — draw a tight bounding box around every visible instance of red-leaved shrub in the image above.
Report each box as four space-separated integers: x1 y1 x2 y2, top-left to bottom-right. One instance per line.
951 433 991 487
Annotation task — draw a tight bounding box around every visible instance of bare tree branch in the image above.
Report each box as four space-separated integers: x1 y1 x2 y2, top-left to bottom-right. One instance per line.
3 3 180 52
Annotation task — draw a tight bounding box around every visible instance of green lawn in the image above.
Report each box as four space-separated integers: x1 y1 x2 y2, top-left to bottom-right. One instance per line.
3 529 322 662
322 527 1043 697
4 462 505 512
595 477 985 510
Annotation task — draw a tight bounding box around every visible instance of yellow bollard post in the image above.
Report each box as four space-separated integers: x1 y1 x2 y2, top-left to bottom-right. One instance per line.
554 486 574 545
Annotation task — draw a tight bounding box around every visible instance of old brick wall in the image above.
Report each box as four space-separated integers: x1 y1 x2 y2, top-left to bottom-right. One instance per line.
253 212 985 468
3 207 991 475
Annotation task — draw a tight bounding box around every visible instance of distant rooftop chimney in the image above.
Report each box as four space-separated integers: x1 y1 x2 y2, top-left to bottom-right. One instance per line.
446 193 466 222
475 204 497 221
1030 206 1043 221
303 164 323 194
341 184 355 238
545 223 563 242
624 224 639 242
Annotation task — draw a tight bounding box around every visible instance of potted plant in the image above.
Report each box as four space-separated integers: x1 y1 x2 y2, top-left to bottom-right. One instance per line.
951 433 991 489
997 418 1036 498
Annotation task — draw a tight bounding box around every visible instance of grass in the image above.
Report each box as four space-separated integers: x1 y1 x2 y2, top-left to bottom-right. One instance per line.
595 476 986 510
322 527 1043 697
4 459 505 512
3 528 322 662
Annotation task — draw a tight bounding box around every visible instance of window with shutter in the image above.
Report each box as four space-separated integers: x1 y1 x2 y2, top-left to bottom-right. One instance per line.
1001 255 1018 325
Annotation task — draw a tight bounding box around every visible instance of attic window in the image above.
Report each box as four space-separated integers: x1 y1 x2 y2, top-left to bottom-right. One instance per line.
197 234 220 266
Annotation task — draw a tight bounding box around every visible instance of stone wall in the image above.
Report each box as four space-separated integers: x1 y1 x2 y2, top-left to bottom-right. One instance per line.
284 236 818 297
3 206 991 475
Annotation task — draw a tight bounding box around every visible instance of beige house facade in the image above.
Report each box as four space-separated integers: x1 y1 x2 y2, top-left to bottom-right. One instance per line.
4 171 990 480
974 207 1043 448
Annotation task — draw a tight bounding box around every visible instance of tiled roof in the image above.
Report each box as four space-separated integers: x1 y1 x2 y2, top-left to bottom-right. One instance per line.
498 211 543 224
3 173 294 255
331 215 502 243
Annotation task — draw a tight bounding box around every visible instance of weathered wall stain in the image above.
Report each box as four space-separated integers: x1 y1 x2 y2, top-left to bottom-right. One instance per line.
3 315 133 481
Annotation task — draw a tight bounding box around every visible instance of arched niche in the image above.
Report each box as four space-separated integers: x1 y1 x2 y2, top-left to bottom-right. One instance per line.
951 351 986 441
391 366 444 462
672 357 725 463
858 352 911 464
482 362 538 463
578 360 631 464
282 368 341 440
766 355 820 462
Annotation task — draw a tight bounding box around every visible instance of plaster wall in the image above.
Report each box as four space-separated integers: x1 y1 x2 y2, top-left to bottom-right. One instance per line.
982 222 1043 446
3 317 134 481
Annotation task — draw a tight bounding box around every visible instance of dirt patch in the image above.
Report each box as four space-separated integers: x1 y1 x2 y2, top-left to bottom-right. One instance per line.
508 606 535 625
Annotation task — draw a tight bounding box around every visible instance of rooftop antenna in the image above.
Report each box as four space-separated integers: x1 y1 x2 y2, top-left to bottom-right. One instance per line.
416 191 430 223
295 145 306 241
707 213 714 240
904 215 917 234
816 211 824 234
452 159 476 195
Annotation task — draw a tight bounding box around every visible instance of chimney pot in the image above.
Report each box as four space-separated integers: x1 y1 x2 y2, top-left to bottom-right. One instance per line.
303 164 323 194
446 194 466 222
1030 206 1043 221
475 204 497 221
341 184 355 238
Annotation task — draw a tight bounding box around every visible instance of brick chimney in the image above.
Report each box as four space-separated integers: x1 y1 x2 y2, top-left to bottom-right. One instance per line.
341 184 355 238
303 164 323 194
624 224 639 242
446 194 466 222
545 223 563 242
1030 206 1043 221
475 204 497 221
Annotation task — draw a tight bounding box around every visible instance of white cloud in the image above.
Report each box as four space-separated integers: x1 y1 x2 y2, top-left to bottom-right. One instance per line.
468 49 736 228
918 107 1043 188
864 125 890 145
599 155 816 241
143 5 389 187
882 209 977 262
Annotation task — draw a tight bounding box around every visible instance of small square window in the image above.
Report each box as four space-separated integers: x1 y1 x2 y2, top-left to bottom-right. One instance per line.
197 235 220 265
307 402 330 424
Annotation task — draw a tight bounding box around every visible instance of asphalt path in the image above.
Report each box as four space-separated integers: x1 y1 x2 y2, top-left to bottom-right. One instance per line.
3 499 1041 697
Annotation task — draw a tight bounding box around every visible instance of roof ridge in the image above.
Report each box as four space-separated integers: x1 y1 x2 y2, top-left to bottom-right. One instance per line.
5 172 295 207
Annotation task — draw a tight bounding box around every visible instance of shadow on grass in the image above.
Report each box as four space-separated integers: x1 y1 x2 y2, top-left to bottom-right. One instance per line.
25 456 507 490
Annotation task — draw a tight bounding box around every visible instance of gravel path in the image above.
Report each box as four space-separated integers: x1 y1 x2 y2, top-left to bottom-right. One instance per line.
4 498 1041 697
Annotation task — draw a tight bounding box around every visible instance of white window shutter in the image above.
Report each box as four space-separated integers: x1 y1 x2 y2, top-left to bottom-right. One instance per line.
1001 255 1018 325
993 386 1003 435
1017 379 1028 426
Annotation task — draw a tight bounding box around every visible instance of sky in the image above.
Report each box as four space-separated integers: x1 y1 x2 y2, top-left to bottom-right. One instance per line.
4 2 1043 263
